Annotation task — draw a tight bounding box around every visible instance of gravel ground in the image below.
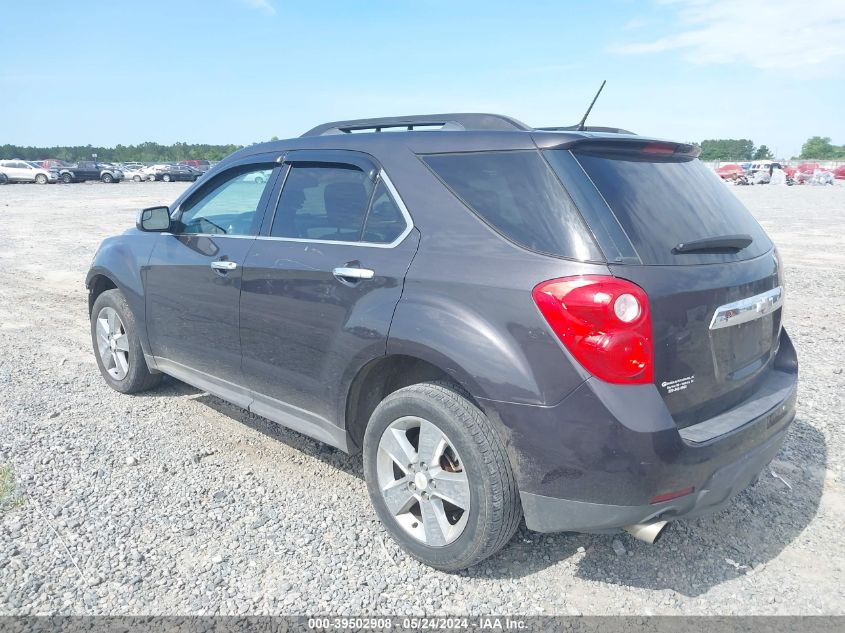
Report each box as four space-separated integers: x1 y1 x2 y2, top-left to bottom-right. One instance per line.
0 180 843 616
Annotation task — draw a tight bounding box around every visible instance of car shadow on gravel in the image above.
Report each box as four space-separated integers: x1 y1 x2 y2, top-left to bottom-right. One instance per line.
146 379 825 597
467 418 826 596
189 389 365 479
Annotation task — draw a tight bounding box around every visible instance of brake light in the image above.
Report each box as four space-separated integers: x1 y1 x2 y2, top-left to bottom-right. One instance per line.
642 142 676 155
532 275 653 384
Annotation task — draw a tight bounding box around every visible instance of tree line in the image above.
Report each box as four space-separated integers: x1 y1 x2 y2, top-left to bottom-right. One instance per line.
0 141 244 163
2 135 843 163
698 136 844 161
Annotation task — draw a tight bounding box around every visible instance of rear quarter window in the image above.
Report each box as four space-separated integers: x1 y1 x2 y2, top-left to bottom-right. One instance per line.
422 151 602 262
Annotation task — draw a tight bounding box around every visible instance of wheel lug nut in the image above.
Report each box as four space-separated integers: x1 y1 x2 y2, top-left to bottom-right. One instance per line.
409 482 416 491
421 492 430 500
420 462 427 470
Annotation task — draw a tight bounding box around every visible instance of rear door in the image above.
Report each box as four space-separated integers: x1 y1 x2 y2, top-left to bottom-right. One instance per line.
77 162 97 180
7 162 30 181
145 158 280 392
546 144 782 427
239 150 418 431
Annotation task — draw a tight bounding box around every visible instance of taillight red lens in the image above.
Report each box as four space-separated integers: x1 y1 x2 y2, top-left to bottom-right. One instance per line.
642 142 677 155
532 275 653 384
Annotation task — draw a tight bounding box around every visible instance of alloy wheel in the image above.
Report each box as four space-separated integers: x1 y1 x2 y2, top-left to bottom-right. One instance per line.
95 307 130 380
376 416 471 546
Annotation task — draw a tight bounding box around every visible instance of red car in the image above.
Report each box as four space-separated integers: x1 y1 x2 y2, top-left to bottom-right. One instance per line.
178 159 211 172
715 163 744 179
794 162 834 183
833 165 845 180
796 162 821 175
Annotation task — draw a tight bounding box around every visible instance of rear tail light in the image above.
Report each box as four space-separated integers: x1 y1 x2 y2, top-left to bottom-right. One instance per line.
532 275 653 384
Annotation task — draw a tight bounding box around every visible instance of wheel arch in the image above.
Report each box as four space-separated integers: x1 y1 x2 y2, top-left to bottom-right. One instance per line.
344 353 489 454
87 272 118 314
86 235 159 359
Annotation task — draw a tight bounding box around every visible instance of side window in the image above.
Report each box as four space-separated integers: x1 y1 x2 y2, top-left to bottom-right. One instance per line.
176 164 274 236
271 164 374 241
362 180 407 243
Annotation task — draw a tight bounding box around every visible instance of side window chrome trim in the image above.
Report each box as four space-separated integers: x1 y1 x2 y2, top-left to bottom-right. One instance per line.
159 233 255 239
257 169 414 249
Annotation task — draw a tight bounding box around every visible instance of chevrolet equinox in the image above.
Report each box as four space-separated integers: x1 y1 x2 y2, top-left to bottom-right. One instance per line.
87 113 798 570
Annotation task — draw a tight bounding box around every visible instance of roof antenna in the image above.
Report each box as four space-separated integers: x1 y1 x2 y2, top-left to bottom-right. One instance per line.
576 80 606 131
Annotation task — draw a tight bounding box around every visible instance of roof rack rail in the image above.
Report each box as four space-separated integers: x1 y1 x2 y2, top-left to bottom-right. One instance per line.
536 125 636 135
302 113 532 137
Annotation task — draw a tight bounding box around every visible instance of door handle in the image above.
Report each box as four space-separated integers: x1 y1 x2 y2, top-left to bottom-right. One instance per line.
333 266 374 281
210 260 238 271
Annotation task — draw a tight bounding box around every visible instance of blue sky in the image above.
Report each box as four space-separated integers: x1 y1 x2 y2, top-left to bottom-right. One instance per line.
2 0 843 157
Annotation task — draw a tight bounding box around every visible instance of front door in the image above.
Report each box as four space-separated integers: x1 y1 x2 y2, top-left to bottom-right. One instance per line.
145 160 279 394
239 152 418 437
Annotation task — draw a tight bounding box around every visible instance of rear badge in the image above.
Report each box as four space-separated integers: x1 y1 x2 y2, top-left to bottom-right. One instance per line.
662 375 695 394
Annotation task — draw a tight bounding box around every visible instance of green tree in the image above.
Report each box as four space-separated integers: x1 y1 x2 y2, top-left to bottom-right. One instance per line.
0 142 243 163
699 139 755 161
753 145 773 160
799 136 845 159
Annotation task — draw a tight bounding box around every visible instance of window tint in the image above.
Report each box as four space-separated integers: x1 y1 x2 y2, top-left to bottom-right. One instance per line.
570 150 773 265
362 180 407 243
176 165 274 236
422 151 602 261
271 164 374 242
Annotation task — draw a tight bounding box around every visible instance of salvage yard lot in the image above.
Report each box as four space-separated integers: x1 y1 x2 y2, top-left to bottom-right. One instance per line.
0 181 843 615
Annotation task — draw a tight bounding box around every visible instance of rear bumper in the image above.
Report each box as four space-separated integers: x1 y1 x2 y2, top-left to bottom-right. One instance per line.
521 425 788 532
481 329 798 533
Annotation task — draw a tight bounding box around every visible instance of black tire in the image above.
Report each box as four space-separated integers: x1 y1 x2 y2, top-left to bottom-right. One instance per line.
0 173 8 185
60 172 73 184
35 174 48 185
90 289 162 394
133 175 142 182
162 174 172 182
101 173 113 184
363 381 522 571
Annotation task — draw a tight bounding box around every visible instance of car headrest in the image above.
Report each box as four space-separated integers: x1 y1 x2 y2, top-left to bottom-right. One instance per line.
324 182 368 229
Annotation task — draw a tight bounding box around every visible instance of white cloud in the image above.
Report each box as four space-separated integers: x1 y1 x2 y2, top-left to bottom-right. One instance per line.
612 0 845 77
622 17 647 31
240 0 275 14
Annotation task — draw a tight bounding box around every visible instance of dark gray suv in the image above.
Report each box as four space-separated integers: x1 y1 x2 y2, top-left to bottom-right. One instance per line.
87 113 797 570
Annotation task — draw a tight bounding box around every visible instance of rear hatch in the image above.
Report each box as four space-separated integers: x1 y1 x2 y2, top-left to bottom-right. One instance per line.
545 140 783 428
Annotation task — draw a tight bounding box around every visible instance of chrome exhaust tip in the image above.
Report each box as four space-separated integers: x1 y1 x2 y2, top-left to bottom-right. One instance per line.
623 521 668 544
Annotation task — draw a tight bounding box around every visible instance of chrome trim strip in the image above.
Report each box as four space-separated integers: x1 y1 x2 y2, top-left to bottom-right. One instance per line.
160 233 254 239
709 286 783 330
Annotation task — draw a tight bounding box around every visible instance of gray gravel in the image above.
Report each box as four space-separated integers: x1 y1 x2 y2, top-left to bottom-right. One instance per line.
0 180 843 615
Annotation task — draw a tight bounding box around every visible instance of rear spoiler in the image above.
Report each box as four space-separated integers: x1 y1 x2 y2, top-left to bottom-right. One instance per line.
542 137 701 160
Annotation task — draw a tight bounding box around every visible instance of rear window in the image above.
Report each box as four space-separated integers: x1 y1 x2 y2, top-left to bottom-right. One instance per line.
563 149 772 266
422 151 602 261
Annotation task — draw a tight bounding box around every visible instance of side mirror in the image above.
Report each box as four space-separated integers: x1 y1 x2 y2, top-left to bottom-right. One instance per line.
137 206 171 232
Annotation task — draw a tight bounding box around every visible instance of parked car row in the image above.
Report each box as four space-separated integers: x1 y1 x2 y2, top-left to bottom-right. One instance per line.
715 160 845 182
0 159 217 184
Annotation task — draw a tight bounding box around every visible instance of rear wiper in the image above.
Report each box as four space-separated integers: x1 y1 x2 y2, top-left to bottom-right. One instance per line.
673 234 753 254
